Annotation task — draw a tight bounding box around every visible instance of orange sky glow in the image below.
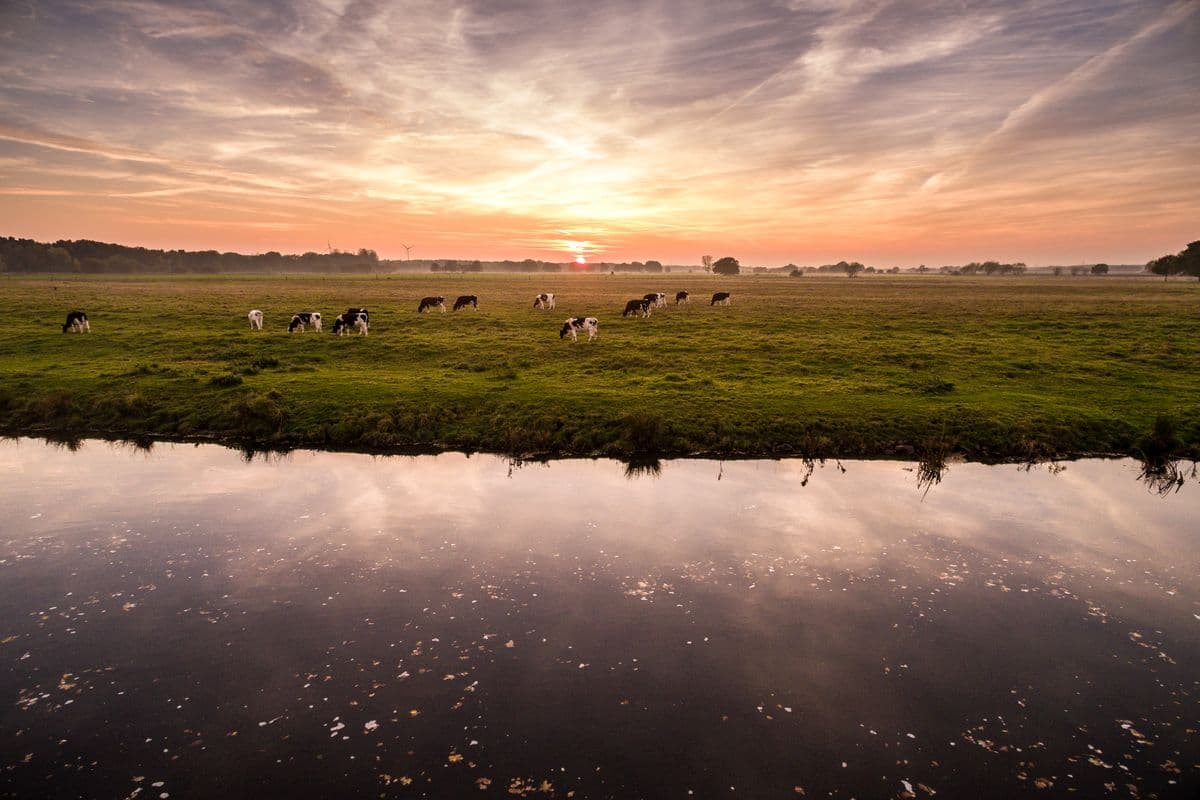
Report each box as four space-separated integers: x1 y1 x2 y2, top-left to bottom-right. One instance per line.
1 0 1197 266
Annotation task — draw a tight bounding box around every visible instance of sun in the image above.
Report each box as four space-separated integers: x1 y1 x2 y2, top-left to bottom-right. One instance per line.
575 255 586 265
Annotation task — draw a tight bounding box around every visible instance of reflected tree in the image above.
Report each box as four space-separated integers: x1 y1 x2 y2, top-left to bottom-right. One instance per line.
623 457 662 480
1137 457 1197 497
238 445 293 464
44 434 84 452
916 454 947 498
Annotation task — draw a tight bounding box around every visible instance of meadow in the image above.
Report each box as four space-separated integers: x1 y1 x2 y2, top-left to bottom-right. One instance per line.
0 273 1196 461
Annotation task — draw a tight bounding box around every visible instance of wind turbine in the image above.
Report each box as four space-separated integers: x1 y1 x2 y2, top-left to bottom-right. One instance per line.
400 243 414 261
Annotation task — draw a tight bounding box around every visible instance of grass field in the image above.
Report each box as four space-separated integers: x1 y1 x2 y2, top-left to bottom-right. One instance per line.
0 273 1197 461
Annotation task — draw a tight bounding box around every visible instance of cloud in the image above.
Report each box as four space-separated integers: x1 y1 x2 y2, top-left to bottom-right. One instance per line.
0 0 1196 264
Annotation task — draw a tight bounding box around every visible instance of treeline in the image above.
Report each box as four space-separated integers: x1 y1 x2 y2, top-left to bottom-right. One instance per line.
0 236 380 274
1145 241 1200 280
427 259 671 273
769 260 1027 276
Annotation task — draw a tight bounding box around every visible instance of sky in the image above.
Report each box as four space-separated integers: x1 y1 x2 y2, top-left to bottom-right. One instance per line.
0 0 1197 266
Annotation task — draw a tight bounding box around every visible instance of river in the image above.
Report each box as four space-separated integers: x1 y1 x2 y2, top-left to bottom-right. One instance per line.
1 439 1196 798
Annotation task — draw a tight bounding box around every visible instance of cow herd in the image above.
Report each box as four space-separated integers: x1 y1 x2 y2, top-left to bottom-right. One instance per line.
59 290 731 344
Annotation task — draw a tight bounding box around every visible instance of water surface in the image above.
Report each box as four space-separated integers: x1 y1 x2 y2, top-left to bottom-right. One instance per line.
1 440 1197 798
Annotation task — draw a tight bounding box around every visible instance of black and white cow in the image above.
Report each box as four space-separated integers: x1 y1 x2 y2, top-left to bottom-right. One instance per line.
675 291 689 304
711 292 731 306
332 311 369 336
623 298 652 318
417 296 446 313
61 310 89 333
343 307 369 325
248 309 264 330
453 295 478 311
288 311 322 332
533 293 556 310
644 292 667 308
560 317 599 342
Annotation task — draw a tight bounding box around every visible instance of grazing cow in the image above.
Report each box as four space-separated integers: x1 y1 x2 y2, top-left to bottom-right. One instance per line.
417 296 446 313
61 310 89 333
533 293 556 310
560 316 599 342
623 298 652 318
332 311 369 336
248 309 264 330
711 292 732 306
453 295 478 311
343 307 369 325
675 291 689 304
644 292 667 308
288 311 322 332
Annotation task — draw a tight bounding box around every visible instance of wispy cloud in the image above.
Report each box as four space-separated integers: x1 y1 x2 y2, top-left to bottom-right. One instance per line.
0 0 1196 263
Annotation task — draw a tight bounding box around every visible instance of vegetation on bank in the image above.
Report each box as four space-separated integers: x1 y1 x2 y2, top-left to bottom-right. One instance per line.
0 273 1197 462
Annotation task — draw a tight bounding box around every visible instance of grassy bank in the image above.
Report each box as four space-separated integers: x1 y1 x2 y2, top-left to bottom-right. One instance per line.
1 273 1197 461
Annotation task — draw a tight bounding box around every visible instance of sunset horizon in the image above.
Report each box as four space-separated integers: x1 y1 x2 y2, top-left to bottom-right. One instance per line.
2 1 1197 266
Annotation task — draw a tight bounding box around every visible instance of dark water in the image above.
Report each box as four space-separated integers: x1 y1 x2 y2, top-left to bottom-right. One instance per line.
0 441 1197 799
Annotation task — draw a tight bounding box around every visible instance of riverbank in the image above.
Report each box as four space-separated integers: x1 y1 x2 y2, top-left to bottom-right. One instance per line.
1 273 1197 461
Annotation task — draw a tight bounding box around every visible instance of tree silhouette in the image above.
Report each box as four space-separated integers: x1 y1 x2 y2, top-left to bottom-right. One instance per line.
712 256 740 276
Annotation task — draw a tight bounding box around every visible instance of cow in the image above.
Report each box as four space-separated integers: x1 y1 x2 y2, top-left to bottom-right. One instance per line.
675 291 689 305
247 309 264 330
623 298 652 318
533 293 556 310
343 307 369 325
644 292 667 308
560 317 599 342
332 311 369 336
453 295 478 311
62 310 89 333
418 296 446 313
288 311 322 332
711 292 731 306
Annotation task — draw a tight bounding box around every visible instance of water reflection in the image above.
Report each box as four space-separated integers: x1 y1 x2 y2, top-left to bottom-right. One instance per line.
0 439 1196 799
1138 457 1198 496
915 452 948 496
622 456 662 479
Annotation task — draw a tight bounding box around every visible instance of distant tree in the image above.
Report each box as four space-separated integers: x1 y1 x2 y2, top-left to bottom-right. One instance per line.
701 255 713 273
645 259 663 272
1091 263 1109 275
1148 241 1200 281
915 264 929 274
846 261 864 278
1147 254 1180 281
1052 266 1063 276
1181 241 1200 280
712 256 740 276
790 267 803 277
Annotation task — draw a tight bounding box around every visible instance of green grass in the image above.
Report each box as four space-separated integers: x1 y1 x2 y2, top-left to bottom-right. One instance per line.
1 272 1197 460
